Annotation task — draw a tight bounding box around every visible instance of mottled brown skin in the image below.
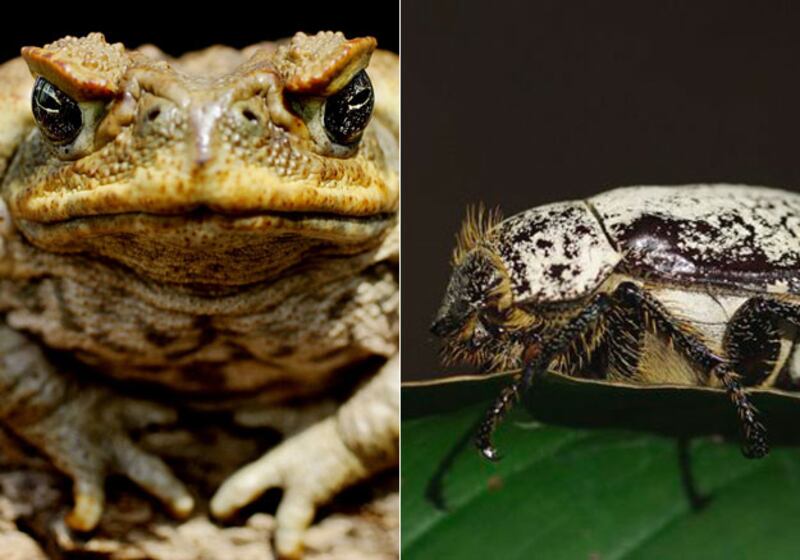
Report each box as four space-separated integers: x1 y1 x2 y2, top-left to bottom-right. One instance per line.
0 32 398 558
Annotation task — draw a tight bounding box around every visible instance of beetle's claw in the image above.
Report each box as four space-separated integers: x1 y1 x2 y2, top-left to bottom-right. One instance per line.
477 442 501 462
743 444 769 459
741 420 769 459
743 434 769 459
747 449 766 459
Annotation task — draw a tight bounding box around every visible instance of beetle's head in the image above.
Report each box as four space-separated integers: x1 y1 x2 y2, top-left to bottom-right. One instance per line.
431 207 538 371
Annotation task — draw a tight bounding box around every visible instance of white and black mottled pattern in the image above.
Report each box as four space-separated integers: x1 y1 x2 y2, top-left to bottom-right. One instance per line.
589 185 800 294
493 201 621 302
494 185 800 304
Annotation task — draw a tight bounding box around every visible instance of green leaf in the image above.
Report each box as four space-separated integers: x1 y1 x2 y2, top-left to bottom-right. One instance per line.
402 374 800 559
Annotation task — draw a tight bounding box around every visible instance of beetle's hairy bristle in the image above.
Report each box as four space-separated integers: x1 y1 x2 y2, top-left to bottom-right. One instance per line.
438 309 534 373
452 204 503 265
484 345 525 372
439 335 523 372
552 317 608 375
504 307 539 330
484 250 514 308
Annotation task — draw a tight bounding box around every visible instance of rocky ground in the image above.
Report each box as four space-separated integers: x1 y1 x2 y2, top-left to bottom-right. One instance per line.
0 422 398 559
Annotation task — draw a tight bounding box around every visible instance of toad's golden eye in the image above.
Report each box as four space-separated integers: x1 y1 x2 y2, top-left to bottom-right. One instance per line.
323 70 374 145
31 77 83 144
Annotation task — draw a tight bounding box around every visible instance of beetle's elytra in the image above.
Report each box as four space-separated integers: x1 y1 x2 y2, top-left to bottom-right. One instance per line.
431 185 800 460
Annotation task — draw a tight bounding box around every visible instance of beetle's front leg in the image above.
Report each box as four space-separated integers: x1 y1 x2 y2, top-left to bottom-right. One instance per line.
475 294 613 460
0 325 194 530
614 282 768 458
210 355 398 559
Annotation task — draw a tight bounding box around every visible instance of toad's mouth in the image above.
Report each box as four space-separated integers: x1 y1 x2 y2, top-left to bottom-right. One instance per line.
13 208 396 285
17 207 395 244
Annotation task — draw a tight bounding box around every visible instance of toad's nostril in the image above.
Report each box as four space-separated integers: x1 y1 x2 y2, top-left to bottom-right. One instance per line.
147 107 162 121
241 108 259 123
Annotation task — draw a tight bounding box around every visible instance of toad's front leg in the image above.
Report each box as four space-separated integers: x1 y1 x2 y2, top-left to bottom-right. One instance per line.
0 325 194 530
210 355 399 558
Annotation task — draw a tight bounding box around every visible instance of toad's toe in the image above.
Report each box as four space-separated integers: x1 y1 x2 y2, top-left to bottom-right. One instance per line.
211 417 366 558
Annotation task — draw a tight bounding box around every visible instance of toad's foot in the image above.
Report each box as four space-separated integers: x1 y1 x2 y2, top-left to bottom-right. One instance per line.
212 417 369 557
210 356 398 558
0 326 194 531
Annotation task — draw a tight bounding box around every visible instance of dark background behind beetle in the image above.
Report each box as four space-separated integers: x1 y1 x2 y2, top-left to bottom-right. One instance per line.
402 0 800 380
0 5 397 61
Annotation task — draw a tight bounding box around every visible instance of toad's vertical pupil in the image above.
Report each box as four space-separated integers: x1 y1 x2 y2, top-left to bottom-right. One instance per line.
31 77 83 144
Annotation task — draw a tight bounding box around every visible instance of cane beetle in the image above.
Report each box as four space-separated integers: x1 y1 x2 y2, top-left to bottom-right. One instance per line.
431 185 800 460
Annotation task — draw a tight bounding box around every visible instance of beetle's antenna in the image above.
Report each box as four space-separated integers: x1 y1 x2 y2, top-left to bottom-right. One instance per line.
452 204 503 265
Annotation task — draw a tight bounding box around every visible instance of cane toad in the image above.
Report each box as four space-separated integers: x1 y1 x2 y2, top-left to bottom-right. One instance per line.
0 32 398 557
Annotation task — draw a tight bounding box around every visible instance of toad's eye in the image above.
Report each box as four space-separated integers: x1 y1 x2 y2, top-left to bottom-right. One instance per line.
323 70 374 146
31 77 83 144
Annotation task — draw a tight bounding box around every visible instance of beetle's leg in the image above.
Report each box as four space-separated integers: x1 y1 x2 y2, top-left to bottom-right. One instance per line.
474 384 522 461
712 363 769 458
475 294 612 461
614 282 722 371
614 282 769 458
725 296 800 376
720 295 800 454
